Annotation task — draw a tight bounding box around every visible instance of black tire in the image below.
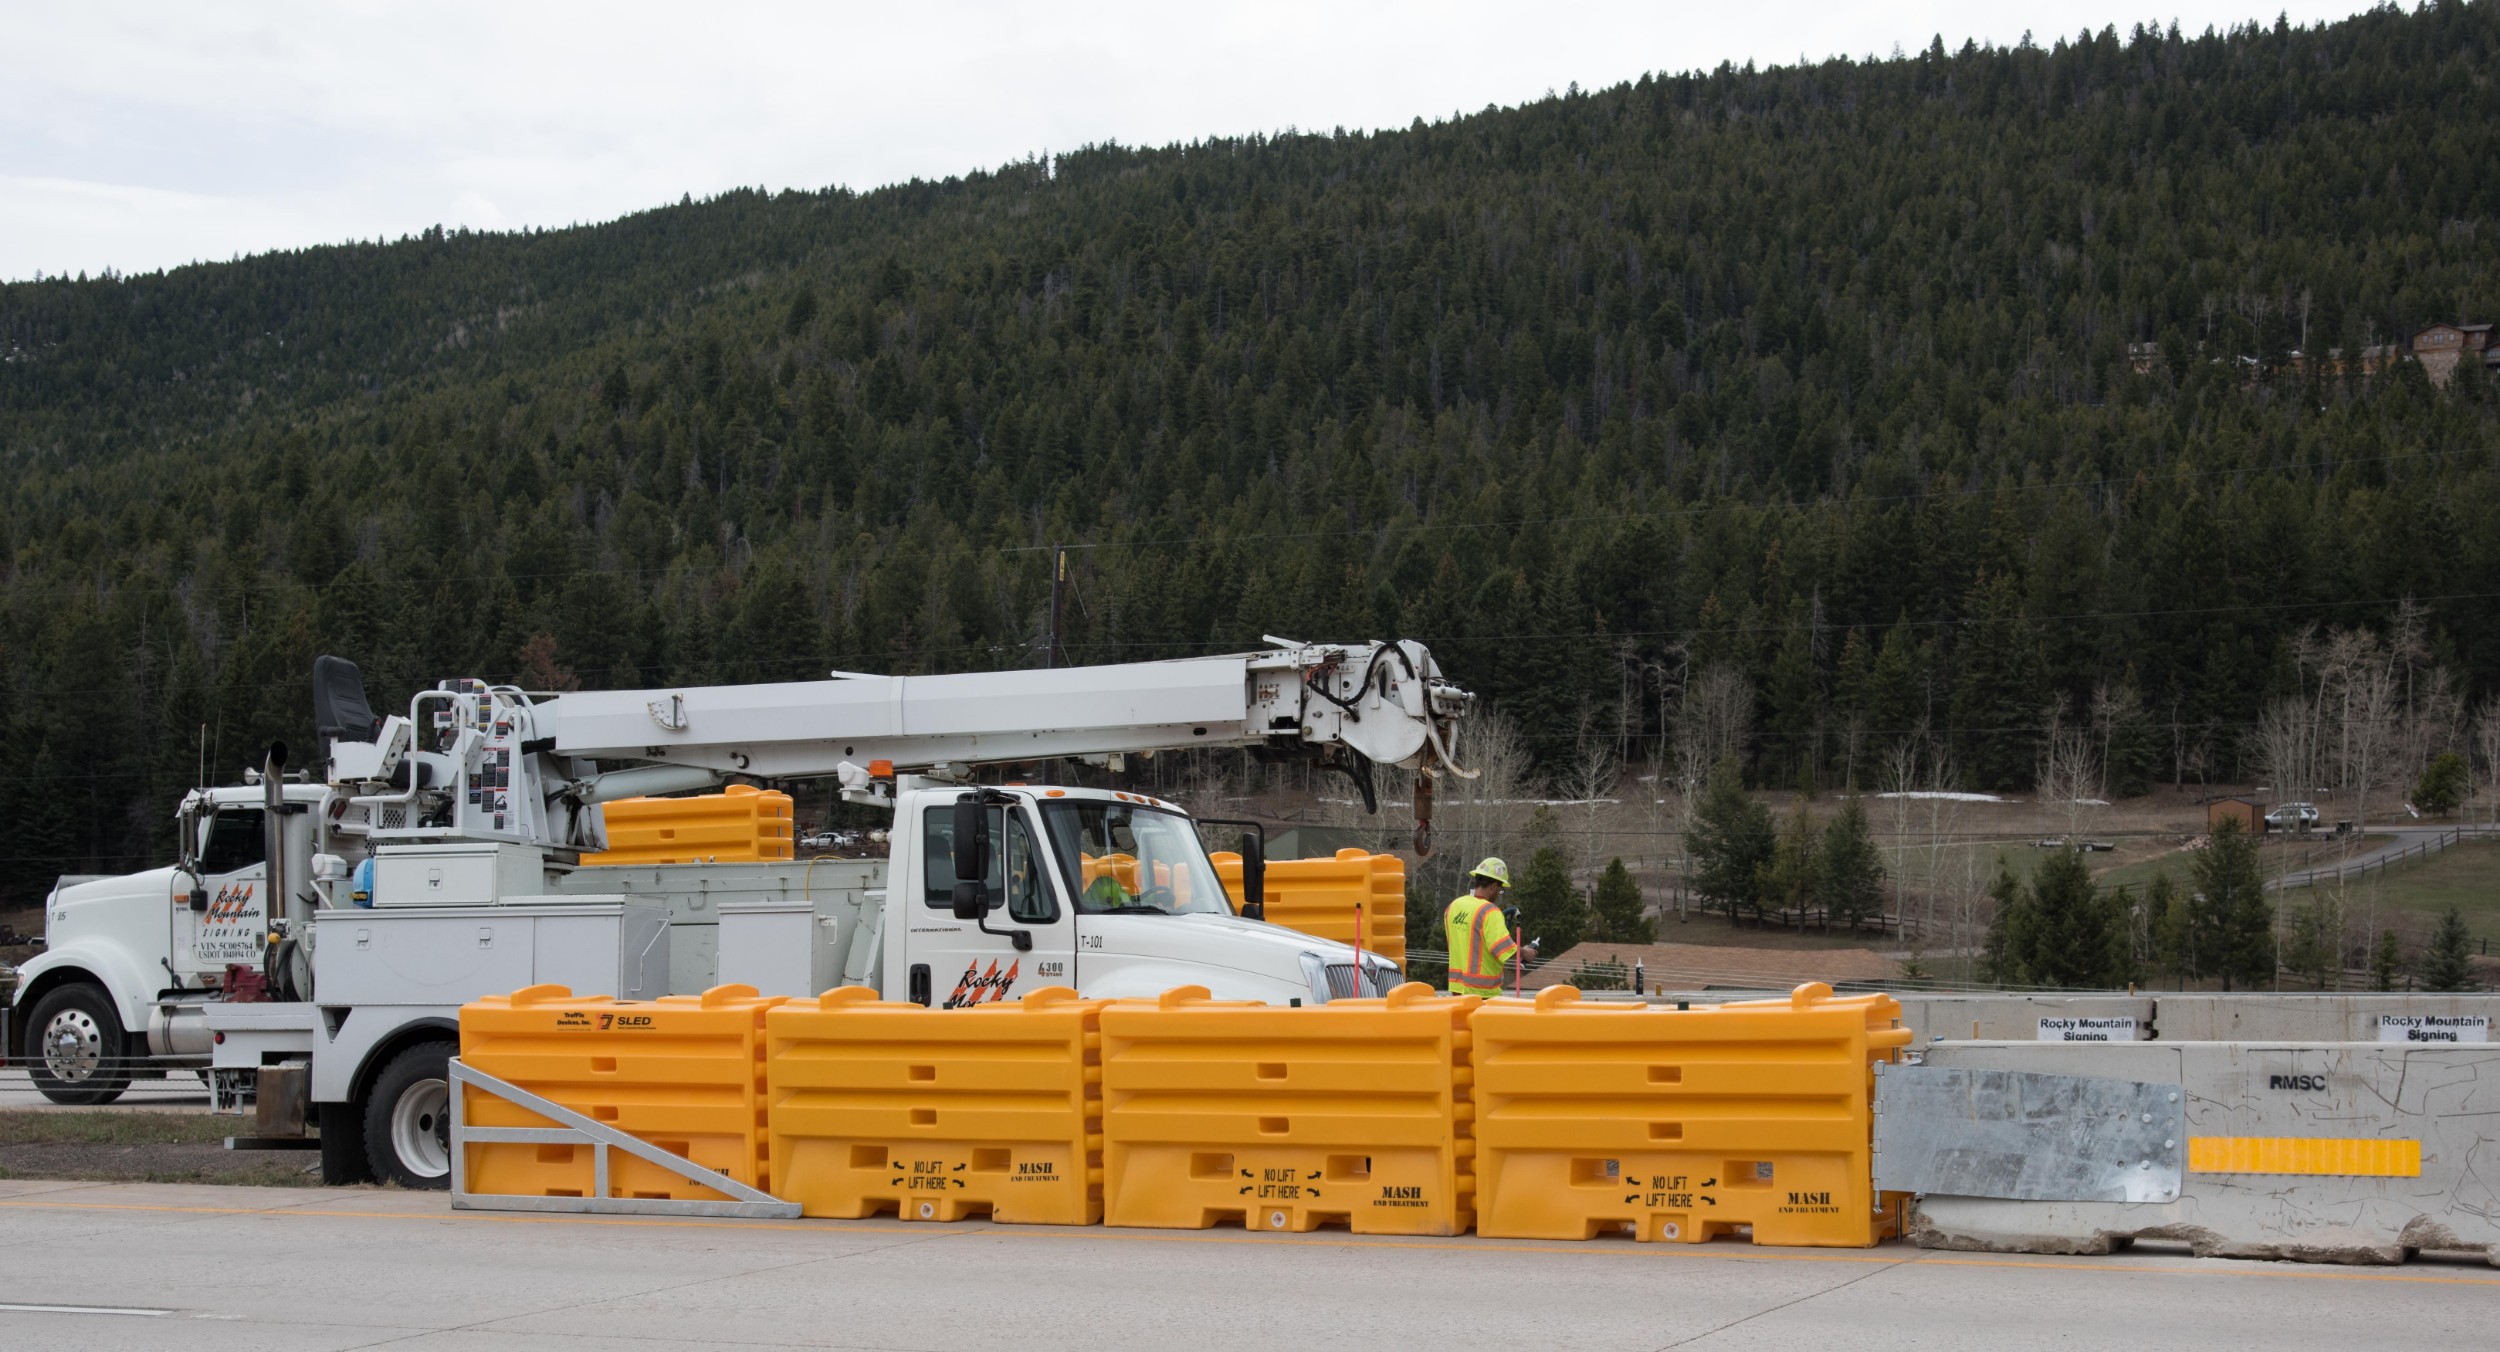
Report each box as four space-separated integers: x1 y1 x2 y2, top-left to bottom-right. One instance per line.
25 984 132 1106
362 1040 455 1190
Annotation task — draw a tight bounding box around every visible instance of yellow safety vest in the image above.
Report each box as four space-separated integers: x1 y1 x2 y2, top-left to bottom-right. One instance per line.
1443 893 1520 996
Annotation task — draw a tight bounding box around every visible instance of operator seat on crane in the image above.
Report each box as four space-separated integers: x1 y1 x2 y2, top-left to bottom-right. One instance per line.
312 655 381 747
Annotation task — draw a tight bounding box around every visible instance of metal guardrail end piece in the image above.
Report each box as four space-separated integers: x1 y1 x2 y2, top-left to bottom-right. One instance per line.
447 1058 799 1219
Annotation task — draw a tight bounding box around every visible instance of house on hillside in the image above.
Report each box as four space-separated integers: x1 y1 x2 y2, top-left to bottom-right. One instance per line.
2412 322 2496 388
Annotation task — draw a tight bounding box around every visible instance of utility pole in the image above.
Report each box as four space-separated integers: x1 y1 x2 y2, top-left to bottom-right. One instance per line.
1043 544 1067 786
1047 544 1066 669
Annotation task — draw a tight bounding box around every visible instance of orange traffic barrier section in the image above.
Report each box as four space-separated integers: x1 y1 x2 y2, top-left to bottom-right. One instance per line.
585 784 794 865
1101 982 1479 1236
1469 982 1909 1247
1213 848 1408 972
765 986 1107 1224
457 983 785 1200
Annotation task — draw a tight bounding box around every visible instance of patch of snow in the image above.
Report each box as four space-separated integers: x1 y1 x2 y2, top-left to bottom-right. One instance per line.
2074 798 2111 806
1874 791 2009 803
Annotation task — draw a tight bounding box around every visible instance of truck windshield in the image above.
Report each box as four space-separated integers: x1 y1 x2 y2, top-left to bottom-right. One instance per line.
1040 801 1232 916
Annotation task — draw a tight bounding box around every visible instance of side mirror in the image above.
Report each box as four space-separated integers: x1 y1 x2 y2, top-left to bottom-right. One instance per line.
952 796 989 882
950 879 990 921
1238 832 1266 921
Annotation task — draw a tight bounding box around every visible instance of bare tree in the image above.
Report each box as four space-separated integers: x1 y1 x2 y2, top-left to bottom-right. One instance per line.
1918 731 1965 969
2474 694 2500 827
2246 696 2319 806
2398 665 2463 802
1674 662 1755 778
1415 708 1536 905
1878 734 1921 917
1669 662 1754 919
2088 679 2140 790
2338 645 2401 832
1567 705 1622 880
2035 695 2104 843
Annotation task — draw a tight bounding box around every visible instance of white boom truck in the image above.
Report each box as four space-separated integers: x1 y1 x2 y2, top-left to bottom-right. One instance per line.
11 639 1472 1187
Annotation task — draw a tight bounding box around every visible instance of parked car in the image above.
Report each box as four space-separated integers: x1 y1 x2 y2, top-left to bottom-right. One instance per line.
2264 802 2320 830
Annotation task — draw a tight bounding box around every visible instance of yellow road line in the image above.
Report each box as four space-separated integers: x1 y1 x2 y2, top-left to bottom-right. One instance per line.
4 1196 2495 1287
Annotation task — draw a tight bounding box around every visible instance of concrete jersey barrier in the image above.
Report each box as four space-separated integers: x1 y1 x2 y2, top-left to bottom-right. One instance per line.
2151 994 2500 1044
1893 1041 2500 1266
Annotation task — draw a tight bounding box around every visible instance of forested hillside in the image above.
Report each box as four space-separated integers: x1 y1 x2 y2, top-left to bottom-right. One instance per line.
4 3 2500 902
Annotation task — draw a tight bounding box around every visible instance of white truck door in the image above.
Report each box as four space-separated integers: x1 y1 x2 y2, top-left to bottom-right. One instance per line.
903 799 1074 1007
174 806 273 982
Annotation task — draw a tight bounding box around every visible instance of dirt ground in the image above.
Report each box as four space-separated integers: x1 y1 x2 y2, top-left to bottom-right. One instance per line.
0 1110 323 1187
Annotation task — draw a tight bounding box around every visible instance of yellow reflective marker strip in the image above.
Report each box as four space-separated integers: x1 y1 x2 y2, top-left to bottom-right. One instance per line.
2188 1136 2420 1177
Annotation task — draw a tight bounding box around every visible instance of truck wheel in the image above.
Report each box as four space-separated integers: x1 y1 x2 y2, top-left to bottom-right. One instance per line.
363 1041 454 1189
26 984 133 1106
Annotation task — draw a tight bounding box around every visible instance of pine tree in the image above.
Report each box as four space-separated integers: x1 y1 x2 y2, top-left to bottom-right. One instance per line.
1764 599 1820 791
1509 843 1586 960
2370 928 2406 992
2193 816 2274 991
2026 848 2116 988
2146 872 2191 982
2283 894 2341 990
1687 758 1774 919
1818 796 1887 931
1864 614 1924 751
1978 861 2032 985
2415 752 2469 818
1949 572 2050 791
2418 906 2480 992
2099 884 2140 988
1831 626 1873 788
1757 797 1822 925
1589 858 1653 943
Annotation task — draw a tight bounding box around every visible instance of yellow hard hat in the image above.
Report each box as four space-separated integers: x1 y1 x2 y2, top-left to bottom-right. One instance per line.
1470 857 1511 889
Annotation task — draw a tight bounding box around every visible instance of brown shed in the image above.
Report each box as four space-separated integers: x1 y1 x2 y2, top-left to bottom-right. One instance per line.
2207 797 2263 834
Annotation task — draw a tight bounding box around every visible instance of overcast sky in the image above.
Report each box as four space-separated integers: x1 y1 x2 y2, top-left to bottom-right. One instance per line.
2 1 2382 281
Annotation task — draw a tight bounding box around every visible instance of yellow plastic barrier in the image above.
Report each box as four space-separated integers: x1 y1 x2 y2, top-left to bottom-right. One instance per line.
1470 982 1908 1247
765 986 1107 1224
1101 982 1479 1235
457 983 785 1200
585 784 794 865
1213 848 1408 972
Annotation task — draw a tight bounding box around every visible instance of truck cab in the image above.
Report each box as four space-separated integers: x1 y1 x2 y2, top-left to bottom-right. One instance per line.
10 780 323 1105
881 784 1393 1009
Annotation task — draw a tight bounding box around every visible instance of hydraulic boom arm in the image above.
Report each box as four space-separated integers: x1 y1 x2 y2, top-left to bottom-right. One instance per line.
546 639 1472 782
317 640 1472 860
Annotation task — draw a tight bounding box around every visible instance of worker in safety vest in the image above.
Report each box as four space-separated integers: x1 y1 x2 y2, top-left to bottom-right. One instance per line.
1443 857 1535 997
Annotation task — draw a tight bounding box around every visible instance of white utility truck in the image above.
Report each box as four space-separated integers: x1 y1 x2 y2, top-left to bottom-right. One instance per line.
11 640 1472 1187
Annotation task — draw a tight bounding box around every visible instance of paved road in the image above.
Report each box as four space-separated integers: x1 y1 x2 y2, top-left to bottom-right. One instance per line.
0 1180 2490 1350
0 1067 212 1112
2270 824 2495 891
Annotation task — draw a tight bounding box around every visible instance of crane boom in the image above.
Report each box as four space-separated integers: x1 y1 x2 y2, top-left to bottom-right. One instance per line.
545 640 1472 781
315 639 1474 858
